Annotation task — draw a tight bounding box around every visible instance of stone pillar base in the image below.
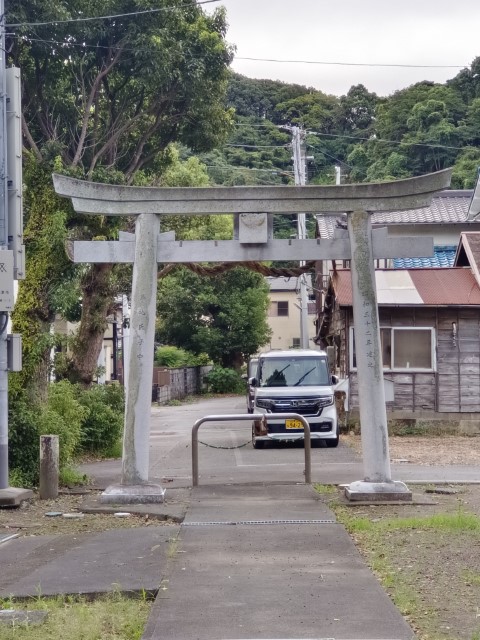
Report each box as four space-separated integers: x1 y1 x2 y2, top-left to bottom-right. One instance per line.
0 487 34 508
345 480 412 503
100 483 165 505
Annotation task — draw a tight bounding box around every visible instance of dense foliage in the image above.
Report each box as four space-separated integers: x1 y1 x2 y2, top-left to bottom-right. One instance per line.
8 381 124 486
6 0 234 388
156 267 271 369
204 366 245 394
154 345 209 368
203 63 480 189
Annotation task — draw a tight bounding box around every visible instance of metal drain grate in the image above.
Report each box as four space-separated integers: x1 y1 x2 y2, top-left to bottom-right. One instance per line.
182 519 337 526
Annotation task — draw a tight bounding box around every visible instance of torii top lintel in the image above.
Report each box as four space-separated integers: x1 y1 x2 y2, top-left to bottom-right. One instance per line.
53 169 452 216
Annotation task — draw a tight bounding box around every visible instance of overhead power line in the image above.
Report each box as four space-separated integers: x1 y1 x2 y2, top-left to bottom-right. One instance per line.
6 0 221 27
205 164 293 174
7 34 469 73
307 130 467 151
225 143 290 149
236 56 467 69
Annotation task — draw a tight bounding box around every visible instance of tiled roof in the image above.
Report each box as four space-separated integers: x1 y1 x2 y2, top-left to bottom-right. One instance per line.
332 268 480 306
393 246 456 269
372 191 471 224
316 190 473 239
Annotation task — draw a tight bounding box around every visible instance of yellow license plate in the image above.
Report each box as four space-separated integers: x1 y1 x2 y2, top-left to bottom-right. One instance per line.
285 419 303 430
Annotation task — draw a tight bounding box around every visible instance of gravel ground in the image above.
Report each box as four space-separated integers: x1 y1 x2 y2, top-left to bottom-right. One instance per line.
343 433 480 466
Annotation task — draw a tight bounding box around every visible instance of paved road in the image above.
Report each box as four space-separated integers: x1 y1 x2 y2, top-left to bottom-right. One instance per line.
79 395 480 489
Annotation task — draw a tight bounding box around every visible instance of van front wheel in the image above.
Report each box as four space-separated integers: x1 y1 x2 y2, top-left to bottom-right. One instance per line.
325 429 339 448
252 427 265 449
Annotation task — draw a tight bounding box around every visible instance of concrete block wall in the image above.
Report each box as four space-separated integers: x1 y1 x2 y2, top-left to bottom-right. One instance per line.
155 365 212 403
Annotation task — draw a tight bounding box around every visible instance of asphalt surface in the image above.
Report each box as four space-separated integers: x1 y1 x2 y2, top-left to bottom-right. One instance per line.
2 395 474 638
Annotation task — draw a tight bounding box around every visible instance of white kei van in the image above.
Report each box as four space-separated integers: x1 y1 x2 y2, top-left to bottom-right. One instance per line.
250 349 339 449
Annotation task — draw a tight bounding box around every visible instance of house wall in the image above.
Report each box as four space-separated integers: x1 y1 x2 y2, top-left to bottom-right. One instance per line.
386 223 480 246
266 289 317 351
331 306 480 421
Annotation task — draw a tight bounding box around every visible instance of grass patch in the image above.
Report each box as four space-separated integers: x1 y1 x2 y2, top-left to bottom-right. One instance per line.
313 483 337 495
462 570 480 586
0 591 151 640
58 467 89 488
326 498 480 640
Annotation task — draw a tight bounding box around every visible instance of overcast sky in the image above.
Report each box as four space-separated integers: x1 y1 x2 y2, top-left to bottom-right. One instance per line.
207 0 480 97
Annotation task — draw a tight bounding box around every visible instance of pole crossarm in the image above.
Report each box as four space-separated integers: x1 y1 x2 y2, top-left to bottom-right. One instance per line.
67 227 433 264
53 169 452 216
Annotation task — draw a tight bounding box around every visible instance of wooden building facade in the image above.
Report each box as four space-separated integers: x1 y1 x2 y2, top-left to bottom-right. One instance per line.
318 265 480 424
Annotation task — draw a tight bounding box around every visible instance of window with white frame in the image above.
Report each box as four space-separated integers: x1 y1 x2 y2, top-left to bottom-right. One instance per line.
350 327 435 371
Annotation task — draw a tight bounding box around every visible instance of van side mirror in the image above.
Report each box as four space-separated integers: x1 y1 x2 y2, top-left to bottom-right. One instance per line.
331 374 339 385
248 377 257 387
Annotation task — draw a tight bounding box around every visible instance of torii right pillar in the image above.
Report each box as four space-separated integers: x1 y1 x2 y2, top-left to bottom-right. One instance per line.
345 209 408 501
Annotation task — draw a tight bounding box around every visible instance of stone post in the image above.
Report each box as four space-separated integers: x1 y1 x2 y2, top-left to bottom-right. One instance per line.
39 435 59 500
346 210 410 501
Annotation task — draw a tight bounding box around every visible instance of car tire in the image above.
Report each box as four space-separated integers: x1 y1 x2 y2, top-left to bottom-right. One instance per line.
252 437 265 449
325 430 340 448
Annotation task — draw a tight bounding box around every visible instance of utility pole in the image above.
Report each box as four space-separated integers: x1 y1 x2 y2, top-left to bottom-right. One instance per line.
291 126 310 349
335 165 341 186
0 3 30 505
0 0 9 492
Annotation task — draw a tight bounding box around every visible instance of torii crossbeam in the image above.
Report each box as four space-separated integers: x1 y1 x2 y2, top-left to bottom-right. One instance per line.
54 169 451 503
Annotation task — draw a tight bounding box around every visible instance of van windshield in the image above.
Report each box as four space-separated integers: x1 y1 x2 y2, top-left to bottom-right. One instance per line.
258 356 330 387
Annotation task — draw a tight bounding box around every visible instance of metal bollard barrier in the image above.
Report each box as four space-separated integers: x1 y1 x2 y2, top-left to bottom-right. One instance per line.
192 413 311 487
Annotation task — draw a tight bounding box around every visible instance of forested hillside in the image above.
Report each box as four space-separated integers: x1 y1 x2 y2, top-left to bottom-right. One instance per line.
196 59 480 190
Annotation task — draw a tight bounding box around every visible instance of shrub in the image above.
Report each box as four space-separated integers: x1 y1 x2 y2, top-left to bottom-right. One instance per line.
154 345 210 367
204 366 245 394
77 384 124 454
8 394 39 486
37 380 88 466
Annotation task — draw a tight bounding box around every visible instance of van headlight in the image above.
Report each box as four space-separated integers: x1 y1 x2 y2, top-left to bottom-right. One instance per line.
317 396 334 408
256 398 274 410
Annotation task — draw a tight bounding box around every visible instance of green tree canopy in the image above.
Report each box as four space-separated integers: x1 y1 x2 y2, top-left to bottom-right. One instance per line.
8 0 234 180
6 0 235 387
156 267 271 369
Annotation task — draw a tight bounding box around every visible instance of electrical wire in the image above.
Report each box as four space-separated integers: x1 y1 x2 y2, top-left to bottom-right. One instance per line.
5 34 468 72
225 143 291 149
235 56 466 69
307 130 467 151
7 33 470 76
204 164 293 174
6 0 221 28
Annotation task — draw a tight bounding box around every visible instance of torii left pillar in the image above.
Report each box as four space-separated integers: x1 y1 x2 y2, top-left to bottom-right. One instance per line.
101 213 164 503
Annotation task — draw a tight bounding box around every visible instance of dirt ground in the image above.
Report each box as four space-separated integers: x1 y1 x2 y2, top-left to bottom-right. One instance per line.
334 435 480 640
0 491 166 536
344 432 480 466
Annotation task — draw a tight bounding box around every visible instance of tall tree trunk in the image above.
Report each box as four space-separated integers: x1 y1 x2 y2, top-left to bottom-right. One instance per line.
70 263 115 386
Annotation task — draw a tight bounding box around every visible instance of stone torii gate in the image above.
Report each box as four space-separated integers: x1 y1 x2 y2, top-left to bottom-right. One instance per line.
53 169 451 503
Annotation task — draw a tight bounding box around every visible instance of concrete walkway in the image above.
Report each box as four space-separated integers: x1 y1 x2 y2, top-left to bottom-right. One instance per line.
0 482 416 639
143 483 415 640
